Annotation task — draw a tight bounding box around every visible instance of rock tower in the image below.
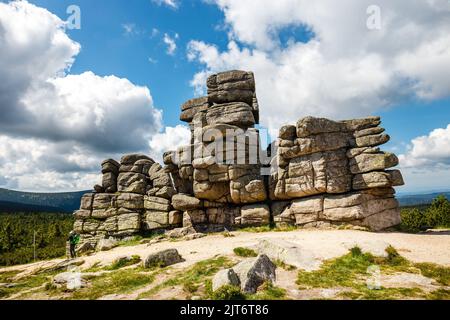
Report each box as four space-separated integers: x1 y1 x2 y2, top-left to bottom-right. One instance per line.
72 70 404 248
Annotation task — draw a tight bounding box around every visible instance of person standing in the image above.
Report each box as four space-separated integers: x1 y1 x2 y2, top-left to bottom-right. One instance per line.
68 231 80 259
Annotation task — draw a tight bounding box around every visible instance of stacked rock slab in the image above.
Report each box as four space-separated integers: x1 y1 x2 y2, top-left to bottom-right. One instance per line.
73 154 181 249
269 116 404 231
72 69 405 249
164 70 270 230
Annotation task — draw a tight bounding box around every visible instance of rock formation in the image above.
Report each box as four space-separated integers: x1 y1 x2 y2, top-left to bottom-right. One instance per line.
72 70 404 249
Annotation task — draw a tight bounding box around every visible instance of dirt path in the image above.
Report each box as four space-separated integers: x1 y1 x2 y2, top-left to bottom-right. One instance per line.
1 230 449 276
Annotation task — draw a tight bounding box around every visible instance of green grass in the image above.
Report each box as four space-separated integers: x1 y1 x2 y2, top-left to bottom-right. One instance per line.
247 282 287 300
274 259 297 271
0 270 56 299
414 263 450 286
341 287 425 300
66 268 156 300
233 247 258 257
207 281 287 301
105 255 141 271
0 270 20 283
426 289 450 300
209 284 246 300
117 236 144 247
296 246 450 300
138 256 234 299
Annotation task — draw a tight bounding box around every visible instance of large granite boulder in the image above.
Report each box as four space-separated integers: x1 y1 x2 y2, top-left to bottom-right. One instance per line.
232 254 277 294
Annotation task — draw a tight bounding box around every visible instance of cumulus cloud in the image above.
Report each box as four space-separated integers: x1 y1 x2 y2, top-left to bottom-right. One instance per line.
152 0 179 9
399 124 450 169
188 0 450 135
0 1 164 191
163 33 178 55
397 124 450 191
149 125 191 162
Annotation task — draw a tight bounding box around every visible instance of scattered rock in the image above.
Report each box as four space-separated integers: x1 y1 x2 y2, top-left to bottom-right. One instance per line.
256 239 322 271
76 242 95 255
165 226 197 239
212 269 241 292
184 233 207 241
143 249 184 268
53 272 87 290
233 254 277 294
96 238 119 252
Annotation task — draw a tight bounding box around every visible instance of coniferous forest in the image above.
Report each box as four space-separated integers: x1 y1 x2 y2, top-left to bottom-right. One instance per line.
0 213 74 266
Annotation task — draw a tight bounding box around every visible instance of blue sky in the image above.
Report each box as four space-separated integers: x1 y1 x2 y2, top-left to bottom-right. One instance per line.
26 0 450 150
0 0 449 193
29 0 230 128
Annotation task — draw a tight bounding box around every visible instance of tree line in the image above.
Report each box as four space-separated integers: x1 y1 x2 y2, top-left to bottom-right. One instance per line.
0 213 74 266
400 195 450 232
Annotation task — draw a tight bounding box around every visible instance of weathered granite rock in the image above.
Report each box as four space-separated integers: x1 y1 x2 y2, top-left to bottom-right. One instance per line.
117 172 147 194
117 193 144 210
232 254 277 294
239 204 270 226
96 238 119 252
256 239 322 271
207 206 240 225
172 194 202 211
143 249 184 268
212 269 241 292
117 212 140 233
72 70 404 246
206 102 256 128
207 70 255 105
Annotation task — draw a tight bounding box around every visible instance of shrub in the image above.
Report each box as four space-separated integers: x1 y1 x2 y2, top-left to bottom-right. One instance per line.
211 285 246 300
233 247 258 257
400 195 450 232
425 195 450 228
350 246 363 257
400 208 426 232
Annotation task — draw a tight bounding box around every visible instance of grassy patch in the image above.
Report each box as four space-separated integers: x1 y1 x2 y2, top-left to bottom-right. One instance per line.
106 255 141 271
0 270 56 299
233 247 258 258
0 270 20 283
117 236 144 247
341 287 425 300
248 282 287 300
138 256 234 299
414 263 450 286
210 285 246 300
83 262 102 273
207 282 287 301
426 289 450 300
296 246 449 300
274 259 297 271
66 268 156 300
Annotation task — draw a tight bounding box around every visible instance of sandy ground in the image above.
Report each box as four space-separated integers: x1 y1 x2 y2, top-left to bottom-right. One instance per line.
2 229 449 276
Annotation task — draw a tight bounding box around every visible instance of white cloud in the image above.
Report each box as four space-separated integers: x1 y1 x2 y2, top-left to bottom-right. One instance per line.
152 0 179 9
148 125 191 162
399 124 450 169
163 33 178 55
0 1 165 191
122 23 138 35
188 0 450 136
394 124 450 193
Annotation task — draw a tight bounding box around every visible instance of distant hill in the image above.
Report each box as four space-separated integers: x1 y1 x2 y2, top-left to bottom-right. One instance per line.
0 200 65 213
0 188 91 213
398 192 450 207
